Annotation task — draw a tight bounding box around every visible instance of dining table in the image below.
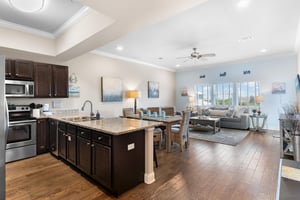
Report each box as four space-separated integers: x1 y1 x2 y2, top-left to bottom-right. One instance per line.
124 114 183 152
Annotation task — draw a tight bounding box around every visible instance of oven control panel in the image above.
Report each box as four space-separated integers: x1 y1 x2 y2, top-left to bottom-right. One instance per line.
8 105 31 112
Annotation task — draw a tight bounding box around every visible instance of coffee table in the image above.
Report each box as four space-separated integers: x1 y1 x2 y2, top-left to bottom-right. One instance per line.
190 116 221 134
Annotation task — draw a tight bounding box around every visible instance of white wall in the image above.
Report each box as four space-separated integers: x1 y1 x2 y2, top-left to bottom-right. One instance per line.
176 54 297 130
5 52 176 118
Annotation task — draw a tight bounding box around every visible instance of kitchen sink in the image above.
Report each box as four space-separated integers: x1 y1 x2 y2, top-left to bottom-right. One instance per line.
62 116 97 122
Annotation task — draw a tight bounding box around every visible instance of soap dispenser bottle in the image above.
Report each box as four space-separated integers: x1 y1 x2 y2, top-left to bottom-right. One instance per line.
96 110 100 120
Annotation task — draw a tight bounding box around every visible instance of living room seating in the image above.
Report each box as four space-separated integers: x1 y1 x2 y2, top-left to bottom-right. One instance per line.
191 106 249 130
171 111 191 151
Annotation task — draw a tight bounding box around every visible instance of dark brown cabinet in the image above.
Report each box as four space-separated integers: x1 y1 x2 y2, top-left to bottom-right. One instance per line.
58 123 67 159
5 59 34 80
36 118 49 154
57 121 145 196
34 64 68 98
49 119 58 156
52 65 68 98
77 127 92 175
34 63 52 97
66 125 76 165
92 132 112 189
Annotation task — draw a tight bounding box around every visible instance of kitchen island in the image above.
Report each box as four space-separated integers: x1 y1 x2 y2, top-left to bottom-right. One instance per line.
49 117 162 196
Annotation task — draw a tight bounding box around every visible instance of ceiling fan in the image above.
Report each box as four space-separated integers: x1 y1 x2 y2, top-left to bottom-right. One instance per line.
176 48 216 61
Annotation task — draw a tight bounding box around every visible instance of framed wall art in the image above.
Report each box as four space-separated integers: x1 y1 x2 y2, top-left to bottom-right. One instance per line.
101 77 123 102
148 81 159 98
181 88 188 96
272 82 286 94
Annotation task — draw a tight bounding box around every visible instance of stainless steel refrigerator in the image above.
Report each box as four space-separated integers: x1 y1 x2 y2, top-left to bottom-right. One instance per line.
0 55 8 199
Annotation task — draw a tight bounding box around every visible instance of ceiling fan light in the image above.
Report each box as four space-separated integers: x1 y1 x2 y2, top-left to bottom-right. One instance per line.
8 0 45 13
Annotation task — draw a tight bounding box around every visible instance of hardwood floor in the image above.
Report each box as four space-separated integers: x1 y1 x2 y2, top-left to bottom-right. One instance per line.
6 130 280 200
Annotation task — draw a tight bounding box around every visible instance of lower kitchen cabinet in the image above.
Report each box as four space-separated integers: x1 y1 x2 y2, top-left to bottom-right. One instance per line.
36 118 49 154
92 142 111 189
57 122 145 196
58 123 67 159
49 119 58 156
77 127 92 175
66 125 76 165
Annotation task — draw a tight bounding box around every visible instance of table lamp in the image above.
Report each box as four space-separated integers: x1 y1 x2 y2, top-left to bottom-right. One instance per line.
126 90 140 114
255 95 264 115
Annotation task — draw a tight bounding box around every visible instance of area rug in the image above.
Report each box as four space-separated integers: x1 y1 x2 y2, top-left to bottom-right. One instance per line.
189 128 250 146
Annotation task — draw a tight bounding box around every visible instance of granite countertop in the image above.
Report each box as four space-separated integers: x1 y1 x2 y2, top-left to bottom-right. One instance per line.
51 116 162 136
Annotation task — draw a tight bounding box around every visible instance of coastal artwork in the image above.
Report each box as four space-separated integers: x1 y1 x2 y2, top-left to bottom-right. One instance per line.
69 84 80 97
101 77 123 102
148 81 159 98
272 82 286 94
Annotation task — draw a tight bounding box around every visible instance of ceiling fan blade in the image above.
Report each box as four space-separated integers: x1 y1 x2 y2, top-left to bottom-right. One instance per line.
199 53 216 58
176 56 190 59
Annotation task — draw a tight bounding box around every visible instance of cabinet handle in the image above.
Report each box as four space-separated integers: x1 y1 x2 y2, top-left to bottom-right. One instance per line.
48 93 51 97
87 143 90 146
54 93 57 96
80 132 84 135
91 144 94 147
98 137 102 140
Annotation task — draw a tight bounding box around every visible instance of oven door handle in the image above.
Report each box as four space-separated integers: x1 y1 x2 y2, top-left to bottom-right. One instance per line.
9 120 37 126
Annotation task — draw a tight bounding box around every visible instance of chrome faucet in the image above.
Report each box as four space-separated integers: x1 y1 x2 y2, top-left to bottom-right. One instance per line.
81 100 94 117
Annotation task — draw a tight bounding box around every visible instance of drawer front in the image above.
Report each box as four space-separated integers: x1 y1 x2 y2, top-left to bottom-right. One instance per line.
77 127 91 139
92 132 111 146
67 124 76 135
58 122 66 131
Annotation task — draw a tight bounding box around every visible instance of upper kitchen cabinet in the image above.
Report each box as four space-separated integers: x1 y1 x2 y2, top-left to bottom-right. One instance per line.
34 64 68 98
5 59 34 80
52 65 68 98
34 63 52 97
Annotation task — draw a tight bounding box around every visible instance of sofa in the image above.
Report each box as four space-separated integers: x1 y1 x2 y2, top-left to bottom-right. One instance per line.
192 106 250 130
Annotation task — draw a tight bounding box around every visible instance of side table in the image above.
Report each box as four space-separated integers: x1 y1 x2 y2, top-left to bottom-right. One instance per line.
250 114 267 132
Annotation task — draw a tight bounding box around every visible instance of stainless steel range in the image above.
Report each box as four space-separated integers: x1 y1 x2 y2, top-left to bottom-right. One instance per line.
6 105 37 163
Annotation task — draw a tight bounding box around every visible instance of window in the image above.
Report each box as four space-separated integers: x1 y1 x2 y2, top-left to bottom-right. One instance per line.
237 81 260 106
196 84 211 106
213 82 234 105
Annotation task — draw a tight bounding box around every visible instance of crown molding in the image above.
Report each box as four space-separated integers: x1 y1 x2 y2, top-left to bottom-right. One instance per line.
91 50 175 72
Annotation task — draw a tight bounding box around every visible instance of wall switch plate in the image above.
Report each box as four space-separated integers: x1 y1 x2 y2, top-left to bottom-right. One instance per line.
127 143 135 151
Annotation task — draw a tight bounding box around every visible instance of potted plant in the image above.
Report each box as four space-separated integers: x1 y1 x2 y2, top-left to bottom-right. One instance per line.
252 109 257 115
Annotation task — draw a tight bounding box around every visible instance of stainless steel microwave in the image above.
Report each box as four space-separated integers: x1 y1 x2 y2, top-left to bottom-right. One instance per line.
5 80 34 97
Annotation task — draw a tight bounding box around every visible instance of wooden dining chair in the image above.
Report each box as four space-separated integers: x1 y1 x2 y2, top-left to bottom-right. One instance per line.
122 108 134 117
147 107 161 115
161 106 175 116
171 111 191 152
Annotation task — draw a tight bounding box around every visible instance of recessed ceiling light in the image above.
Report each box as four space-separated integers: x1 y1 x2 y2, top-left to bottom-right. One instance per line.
8 0 46 13
158 57 163 60
260 48 267 53
115 45 124 51
237 0 250 8
176 64 180 67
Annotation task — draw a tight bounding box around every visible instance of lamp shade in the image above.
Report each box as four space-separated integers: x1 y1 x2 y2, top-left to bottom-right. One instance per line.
188 96 195 103
255 95 264 103
126 90 139 98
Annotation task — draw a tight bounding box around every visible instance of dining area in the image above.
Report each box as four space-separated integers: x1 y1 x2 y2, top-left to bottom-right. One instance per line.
122 106 191 154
